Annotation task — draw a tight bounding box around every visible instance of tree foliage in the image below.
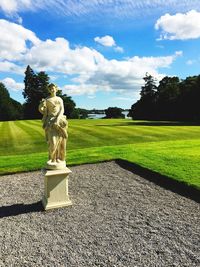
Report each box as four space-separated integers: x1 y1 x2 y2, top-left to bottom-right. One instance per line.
0 82 23 121
129 73 157 120
129 73 200 122
56 90 77 118
75 108 89 119
105 107 125 119
23 65 78 119
23 65 49 119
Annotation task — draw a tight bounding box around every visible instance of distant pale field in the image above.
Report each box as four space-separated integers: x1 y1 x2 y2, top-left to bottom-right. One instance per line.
0 119 200 189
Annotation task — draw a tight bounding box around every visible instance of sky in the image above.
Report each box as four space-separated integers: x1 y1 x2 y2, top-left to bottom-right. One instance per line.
0 0 200 110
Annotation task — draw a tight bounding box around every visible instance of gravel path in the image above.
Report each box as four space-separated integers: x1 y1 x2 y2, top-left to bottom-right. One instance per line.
0 161 199 267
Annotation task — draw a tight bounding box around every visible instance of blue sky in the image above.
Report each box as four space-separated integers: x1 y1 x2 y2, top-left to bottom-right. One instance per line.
0 0 200 109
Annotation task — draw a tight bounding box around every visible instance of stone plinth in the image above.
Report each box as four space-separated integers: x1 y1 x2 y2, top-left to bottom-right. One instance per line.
42 168 72 210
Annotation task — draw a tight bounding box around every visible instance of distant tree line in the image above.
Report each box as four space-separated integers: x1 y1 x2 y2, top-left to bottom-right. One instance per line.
105 107 125 118
0 65 87 121
129 73 200 121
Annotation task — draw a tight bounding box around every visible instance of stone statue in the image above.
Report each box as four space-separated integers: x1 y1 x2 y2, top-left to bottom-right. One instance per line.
39 83 68 170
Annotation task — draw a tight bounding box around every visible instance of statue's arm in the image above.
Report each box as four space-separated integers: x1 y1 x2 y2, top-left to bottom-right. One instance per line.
38 99 47 115
39 99 48 129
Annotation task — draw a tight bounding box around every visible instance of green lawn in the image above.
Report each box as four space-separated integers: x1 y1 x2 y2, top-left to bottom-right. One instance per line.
0 119 200 189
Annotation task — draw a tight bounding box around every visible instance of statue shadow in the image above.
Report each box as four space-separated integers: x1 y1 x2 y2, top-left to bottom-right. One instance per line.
0 201 43 219
116 159 200 204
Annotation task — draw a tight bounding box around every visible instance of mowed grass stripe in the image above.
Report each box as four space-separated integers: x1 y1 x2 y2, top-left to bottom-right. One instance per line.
107 123 200 141
16 120 44 139
15 121 46 153
70 124 147 140
96 125 168 141
68 124 135 149
6 121 41 155
71 119 200 140
0 121 46 156
69 124 179 145
69 123 200 150
25 119 42 127
67 126 104 150
93 122 200 141
9 121 34 148
0 121 15 151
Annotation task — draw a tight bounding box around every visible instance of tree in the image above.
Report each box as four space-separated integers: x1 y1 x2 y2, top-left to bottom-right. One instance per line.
129 73 157 120
23 65 49 119
156 76 180 120
129 73 200 122
0 82 23 121
178 75 200 121
105 107 125 118
56 90 77 118
76 108 89 119
140 73 157 99
23 65 80 119
10 98 23 120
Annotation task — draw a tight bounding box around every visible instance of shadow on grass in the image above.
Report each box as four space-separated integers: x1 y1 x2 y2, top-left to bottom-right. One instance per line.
97 121 200 127
116 159 200 204
0 201 43 218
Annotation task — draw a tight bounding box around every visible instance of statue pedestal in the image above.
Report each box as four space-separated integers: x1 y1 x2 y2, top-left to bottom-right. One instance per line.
42 168 72 210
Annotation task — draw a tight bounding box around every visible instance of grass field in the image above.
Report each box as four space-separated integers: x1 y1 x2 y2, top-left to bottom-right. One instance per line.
0 119 200 189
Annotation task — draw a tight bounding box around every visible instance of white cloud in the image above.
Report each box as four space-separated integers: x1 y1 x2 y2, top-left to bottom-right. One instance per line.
0 61 24 74
24 37 105 75
94 35 124 53
0 0 18 14
186 58 200 65
0 0 36 14
0 0 32 23
84 51 181 93
0 19 182 100
62 84 99 96
94 35 116 47
61 51 181 96
114 46 124 53
1 77 24 91
87 95 96 99
155 10 200 40
49 75 59 81
0 19 40 61
2 0 200 20
186 59 194 65
113 96 133 101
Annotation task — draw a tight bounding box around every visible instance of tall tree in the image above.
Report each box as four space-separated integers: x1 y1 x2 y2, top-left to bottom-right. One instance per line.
140 73 157 99
129 73 200 122
156 76 180 120
179 75 200 121
23 65 80 119
129 73 157 120
23 65 49 119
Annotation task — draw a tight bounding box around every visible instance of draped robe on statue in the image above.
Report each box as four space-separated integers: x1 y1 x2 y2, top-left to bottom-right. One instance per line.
39 96 68 169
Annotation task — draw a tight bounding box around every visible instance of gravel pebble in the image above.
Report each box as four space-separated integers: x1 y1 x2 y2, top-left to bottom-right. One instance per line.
0 161 199 267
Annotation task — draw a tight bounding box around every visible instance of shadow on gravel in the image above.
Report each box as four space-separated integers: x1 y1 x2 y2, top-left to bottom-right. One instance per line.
116 159 200 204
0 201 43 218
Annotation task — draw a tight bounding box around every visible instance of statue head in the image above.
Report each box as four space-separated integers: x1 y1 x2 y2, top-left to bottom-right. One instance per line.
48 83 59 94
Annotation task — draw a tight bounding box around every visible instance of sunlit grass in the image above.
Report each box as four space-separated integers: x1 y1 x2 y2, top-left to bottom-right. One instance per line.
0 119 200 189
